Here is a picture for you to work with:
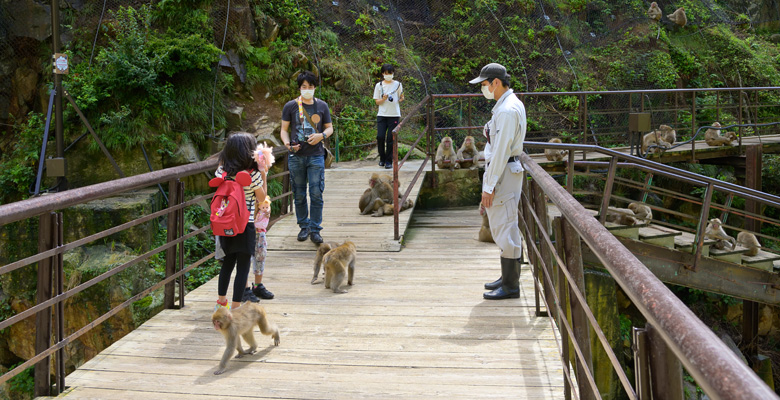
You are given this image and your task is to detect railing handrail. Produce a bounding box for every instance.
[524,141,780,208]
[432,86,780,98]
[520,152,778,400]
[0,146,294,227]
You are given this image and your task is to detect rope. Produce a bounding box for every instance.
[210,0,231,137]
[88,0,108,68]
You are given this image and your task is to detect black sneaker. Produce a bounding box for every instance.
[384,163,392,169]
[378,160,385,167]
[297,227,310,241]
[252,283,275,300]
[242,287,260,303]
[310,231,324,244]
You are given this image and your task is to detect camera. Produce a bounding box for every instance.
[388,95,394,102]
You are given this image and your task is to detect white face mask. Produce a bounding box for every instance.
[481,82,495,100]
[301,89,315,100]
[383,74,394,81]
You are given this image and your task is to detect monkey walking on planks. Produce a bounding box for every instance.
[211,303,280,375]
[314,241,357,293]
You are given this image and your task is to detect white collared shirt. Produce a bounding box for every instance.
[482,88,527,194]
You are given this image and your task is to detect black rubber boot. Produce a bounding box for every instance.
[484,277,502,290]
[483,257,520,300]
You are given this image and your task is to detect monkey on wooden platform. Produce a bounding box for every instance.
[642,125,676,155]
[605,207,638,226]
[704,122,737,147]
[212,304,280,375]
[457,136,479,169]
[478,204,494,243]
[359,173,394,215]
[705,218,736,250]
[737,231,761,257]
[436,136,460,170]
[628,202,652,222]
[544,138,568,162]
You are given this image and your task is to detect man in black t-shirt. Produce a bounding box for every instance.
[280,71,333,244]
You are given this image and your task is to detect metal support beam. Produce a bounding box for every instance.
[632,327,651,400]
[164,179,180,309]
[34,212,56,396]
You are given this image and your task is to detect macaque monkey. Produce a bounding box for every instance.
[605,207,638,226]
[704,122,737,146]
[211,304,280,375]
[647,2,662,21]
[544,138,569,161]
[312,241,340,284]
[372,198,414,217]
[475,150,486,168]
[641,125,676,155]
[667,7,687,27]
[456,136,478,169]
[359,173,394,215]
[705,218,736,250]
[321,241,357,293]
[478,204,494,243]
[436,136,460,170]
[737,231,761,256]
[628,202,652,222]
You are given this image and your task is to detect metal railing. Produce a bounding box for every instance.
[430,86,780,159]
[518,151,779,400]
[0,147,292,396]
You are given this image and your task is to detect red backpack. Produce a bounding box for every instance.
[209,170,252,237]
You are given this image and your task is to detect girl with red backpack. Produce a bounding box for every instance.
[212,133,266,310]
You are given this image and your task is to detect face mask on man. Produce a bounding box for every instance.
[383,74,394,81]
[301,89,315,100]
[481,81,495,100]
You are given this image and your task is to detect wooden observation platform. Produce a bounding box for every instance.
[54,162,565,399]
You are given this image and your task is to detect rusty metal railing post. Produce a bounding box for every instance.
[566,150,575,194]
[429,95,437,187]
[164,179,181,309]
[561,217,595,400]
[691,91,697,162]
[176,181,185,309]
[647,323,683,400]
[393,125,400,241]
[35,212,57,396]
[54,212,64,393]
[692,183,714,271]
[598,157,619,225]
[532,180,555,320]
[520,178,543,316]
[738,90,744,147]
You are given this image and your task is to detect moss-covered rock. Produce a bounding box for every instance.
[418,169,482,208]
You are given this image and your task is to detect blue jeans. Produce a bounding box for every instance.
[288,153,325,232]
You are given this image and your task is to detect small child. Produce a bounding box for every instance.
[250,144,275,300]
[213,133,266,310]
[251,196,274,299]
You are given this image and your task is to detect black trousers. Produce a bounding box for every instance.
[377,116,399,164]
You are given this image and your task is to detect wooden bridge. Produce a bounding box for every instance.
[53,162,565,399]
[8,133,780,400]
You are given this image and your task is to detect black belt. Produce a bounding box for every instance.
[488,156,520,167]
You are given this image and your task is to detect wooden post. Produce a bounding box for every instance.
[562,217,595,400]
[633,327,651,400]
[743,144,762,360]
[54,212,64,393]
[552,218,572,400]
[34,212,56,396]
[648,323,684,399]
[177,181,185,309]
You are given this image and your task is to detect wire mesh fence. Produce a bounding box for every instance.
[1,0,779,162]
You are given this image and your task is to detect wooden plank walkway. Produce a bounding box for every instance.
[57,208,565,400]
[268,160,426,252]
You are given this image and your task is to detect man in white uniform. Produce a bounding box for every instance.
[469,63,527,300]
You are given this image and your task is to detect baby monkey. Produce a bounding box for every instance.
[212,303,280,375]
